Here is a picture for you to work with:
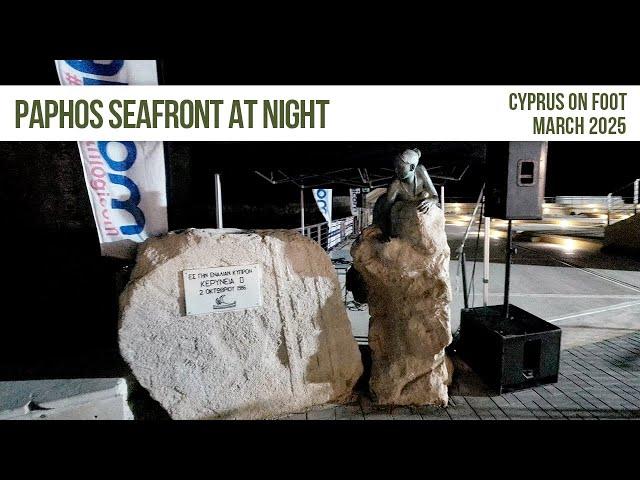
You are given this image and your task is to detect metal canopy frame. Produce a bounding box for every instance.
[253,161,473,236]
[253,164,471,190]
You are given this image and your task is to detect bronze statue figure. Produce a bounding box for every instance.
[373,148,440,238]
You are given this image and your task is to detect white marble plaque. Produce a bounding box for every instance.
[182,264,262,315]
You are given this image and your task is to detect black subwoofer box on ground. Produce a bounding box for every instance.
[458,304,561,394]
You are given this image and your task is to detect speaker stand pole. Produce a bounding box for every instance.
[503,220,513,321]
[460,250,469,309]
[458,184,485,311]
[483,215,490,307]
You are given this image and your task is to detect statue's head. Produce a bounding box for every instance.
[394,148,421,180]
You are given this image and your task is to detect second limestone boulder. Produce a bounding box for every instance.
[351,201,453,406]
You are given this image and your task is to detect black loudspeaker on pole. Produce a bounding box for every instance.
[458,141,561,394]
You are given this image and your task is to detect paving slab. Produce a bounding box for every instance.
[335,404,364,420]
[306,407,336,420]
[416,405,451,420]
[391,407,421,420]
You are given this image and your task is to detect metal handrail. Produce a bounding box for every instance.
[458,184,486,254]
[457,184,485,310]
[293,216,359,252]
[607,178,639,223]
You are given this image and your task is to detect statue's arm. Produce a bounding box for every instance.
[418,165,439,199]
[386,181,400,205]
[415,166,438,213]
[376,182,400,234]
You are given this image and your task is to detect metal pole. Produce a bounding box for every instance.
[483,216,491,307]
[214,173,223,228]
[440,185,445,215]
[634,179,639,214]
[300,187,305,235]
[460,185,485,247]
[504,220,513,319]
[363,190,368,228]
[455,184,487,311]
[460,250,469,309]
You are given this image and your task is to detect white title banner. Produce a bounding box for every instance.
[2,85,638,140]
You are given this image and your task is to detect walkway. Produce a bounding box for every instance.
[280,331,640,420]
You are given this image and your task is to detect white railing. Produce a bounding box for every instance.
[555,196,624,206]
[606,179,639,225]
[294,216,360,252]
[445,196,637,226]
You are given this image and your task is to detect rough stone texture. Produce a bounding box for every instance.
[351,200,453,406]
[604,213,640,252]
[0,378,133,420]
[119,228,363,420]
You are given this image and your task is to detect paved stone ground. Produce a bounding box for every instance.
[278,331,640,420]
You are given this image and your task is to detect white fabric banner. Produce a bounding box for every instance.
[349,188,359,216]
[55,60,168,259]
[312,188,332,223]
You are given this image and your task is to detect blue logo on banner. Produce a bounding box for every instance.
[63,60,146,238]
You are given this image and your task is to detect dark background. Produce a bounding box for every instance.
[2,141,638,236]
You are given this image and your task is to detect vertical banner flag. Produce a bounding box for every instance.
[312,188,332,223]
[349,188,359,216]
[55,60,168,259]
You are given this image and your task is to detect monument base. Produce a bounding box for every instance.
[351,201,453,406]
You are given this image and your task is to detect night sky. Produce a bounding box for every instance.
[1,140,637,236]
[169,141,640,229]
[545,142,639,197]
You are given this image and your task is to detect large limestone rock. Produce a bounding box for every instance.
[604,213,640,252]
[119,229,363,420]
[351,200,453,406]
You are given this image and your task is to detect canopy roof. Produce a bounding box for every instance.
[252,165,471,189]
[239,142,484,189]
